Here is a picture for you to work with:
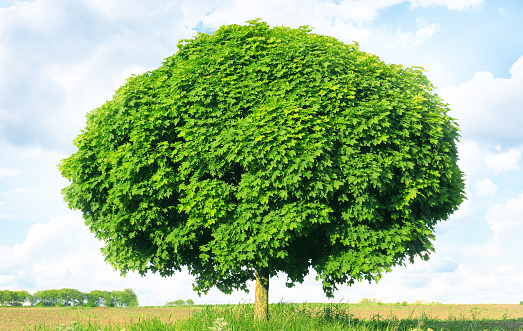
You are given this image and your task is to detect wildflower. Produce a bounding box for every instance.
[208,317,230,331]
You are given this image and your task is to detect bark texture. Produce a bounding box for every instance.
[254,266,269,321]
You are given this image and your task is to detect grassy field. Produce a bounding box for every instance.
[1,302,522,330]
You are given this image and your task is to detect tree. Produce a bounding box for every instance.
[112,288,139,307]
[86,290,108,307]
[0,290,31,306]
[59,19,465,320]
[55,288,86,306]
[33,289,60,307]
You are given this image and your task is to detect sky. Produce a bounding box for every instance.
[1,0,522,306]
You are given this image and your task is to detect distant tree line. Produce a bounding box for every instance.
[165,299,194,306]
[0,288,138,307]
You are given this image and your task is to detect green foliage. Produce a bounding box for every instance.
[59,19,465,298]
[358,297,383,304]
[5,288,139,307]
[165,298,194,306]
[111,288,139,307]
[85,289,138,307]
[0,289,31,306]
[33,289,60,307]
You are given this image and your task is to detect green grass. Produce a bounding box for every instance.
[26,303,523,331]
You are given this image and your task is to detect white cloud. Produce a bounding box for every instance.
[456,141,483,178]
[0,0,196,148]
[409,0,483,11]
[486,193,523,243]
[198,0,370,43]
[5,187,40,195]
[495,264,517,275]
[473,178,497,197]
[0,215,204,305]
[462,244,502,258]
[498,8,509,16]
[0,168,19,179]
[441,56,523,147]
[484,148,521,175]
[391,19,440,49]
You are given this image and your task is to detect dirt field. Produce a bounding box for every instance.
[342,303,523,320]
[1,304,522,331]
[0,306,196,331]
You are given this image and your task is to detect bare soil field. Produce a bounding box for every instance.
[0,306,196,331]
[344,303,523,320]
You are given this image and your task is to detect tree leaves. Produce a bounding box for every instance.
[59,20,465,298]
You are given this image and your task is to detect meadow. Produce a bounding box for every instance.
[0,301,522,330]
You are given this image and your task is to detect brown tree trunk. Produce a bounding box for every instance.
[254,266,269,321]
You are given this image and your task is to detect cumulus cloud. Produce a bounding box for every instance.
[441,56,523,147]
[486,193,523,243]
[473,178,497,197]
[409,0,483,11]
[456,141,483,178]
[462,244,502,258]
[0,168,19,179]
[0,215,205,305]
[484,148,521,175]
[391,19,440,49]
[0,0,198,149]
[197,0,396,43]
[5,187,40,195]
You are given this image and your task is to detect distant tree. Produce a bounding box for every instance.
[86,290,107,307]
[33,289,60,307]
[0,290,13,306]
[174,299,185,306]
[186,299,194,305]
[0,290,7,306]
[59,20,465,320]
[0,290,31,306]
[15,290,32,306]
[112,288,139,307]
[165,299,188,306]
[56,288,85,306]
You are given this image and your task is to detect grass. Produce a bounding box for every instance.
[0,302,521,330]
[176,302,523,331]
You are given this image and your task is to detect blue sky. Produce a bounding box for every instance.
[1,0,523,306]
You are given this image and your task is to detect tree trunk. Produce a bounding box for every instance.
[254,266,269,321]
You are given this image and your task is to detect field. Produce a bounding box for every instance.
[1,302,522,330]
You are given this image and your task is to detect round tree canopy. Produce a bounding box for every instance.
[60,19,465,297]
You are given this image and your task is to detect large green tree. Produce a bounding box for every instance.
[59,19,465,320]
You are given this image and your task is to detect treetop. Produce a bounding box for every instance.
[60,19,465,297]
